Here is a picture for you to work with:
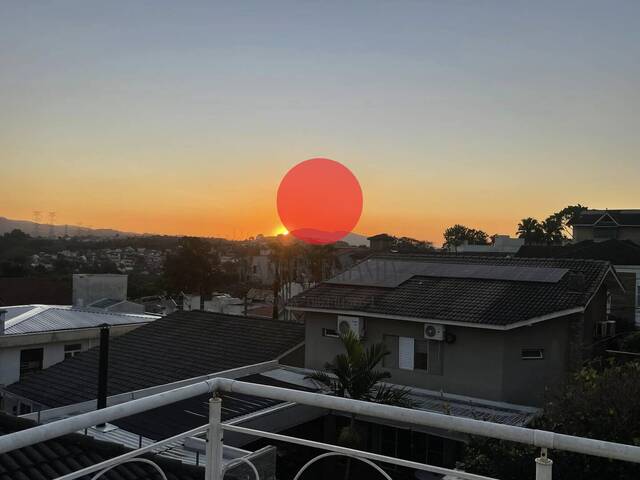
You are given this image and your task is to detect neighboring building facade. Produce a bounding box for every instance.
[451,235,524,254]
[518,239,640,327]
[0,306,157,390]
[367,233,395,252]
[2,311,305,414]
[571,209,640,243]
[288,255,621,406]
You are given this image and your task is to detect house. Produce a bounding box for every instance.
[0,311,305,475]
[2,309,540,473]
[450,235,524,254]
[367,233,395,252]
[0,306,157,391]
[570,209,640,243]
[287,254,623,406]
[1,310,305,413]
[72,273,144,313]
[250,249,276,286]
[518,239,640,327]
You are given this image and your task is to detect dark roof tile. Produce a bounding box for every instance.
[7,311,304,408]
[288,254,612,326]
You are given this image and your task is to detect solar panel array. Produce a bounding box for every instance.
[326,258,569,288]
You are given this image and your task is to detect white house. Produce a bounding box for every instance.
[0,306,158,390]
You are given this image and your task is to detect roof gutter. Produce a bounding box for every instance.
[285,306,585,330]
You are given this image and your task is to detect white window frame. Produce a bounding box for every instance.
[521,348,544,360]
[322,327,340,338]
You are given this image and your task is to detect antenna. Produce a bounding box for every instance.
[48,211,56,238]
[32,211,41,237]
[76,222,83,237]
[64,224,69,237]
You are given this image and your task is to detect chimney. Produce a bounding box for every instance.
[0,310,6,335]
[96,323,110,424]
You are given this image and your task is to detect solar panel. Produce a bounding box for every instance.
[326,259,569,287]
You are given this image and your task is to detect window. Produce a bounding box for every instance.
[322,328,339,338]
[521,348,544,360]
[20,348,43,379]
[383,335,442,374]
[64,343,82,359]
[636,284,640,308]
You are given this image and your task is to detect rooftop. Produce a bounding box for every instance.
[0,412,203,480]
[287,254,619,327]
[0,305,157,336]
[517,239,640,266]
[5,311,305,408]
[571,209,640,227]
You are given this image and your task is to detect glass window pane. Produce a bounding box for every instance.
[414,340,428,371]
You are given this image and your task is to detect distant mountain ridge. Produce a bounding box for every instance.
[0,216,141,238]
[0,216,371,246]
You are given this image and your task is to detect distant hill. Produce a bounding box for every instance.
[0,216,140,238]
[342,232,369,246]
[0,215,371,245]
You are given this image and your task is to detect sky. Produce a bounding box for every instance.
[1,1,639,245]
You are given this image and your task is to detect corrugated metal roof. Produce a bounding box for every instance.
[3,305,157,335]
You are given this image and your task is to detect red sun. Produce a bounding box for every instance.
[277,158,363,244]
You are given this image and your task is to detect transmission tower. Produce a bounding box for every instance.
[32,211,41,237]
[48,212,56,238]
[76,222,83,237]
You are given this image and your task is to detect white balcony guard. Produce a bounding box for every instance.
[0,377,639,480]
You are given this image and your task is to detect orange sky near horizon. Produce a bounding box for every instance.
[2,2,639,246]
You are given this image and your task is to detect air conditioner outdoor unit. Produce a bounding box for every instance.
[424,323,445,341]
[337,316,364,339]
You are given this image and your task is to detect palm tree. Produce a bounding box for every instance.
[541,215,565,245]
[516,217,544,245]
[306,330,414,478]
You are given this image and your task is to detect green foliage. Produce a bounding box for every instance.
[163,236,221,294]
[516,205,587,245]
[464,361,640,480]
[306,330,415,406]
[443,224,490,248]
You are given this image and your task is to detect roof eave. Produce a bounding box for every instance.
[286,305,585,330]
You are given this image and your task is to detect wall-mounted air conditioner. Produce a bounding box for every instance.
[424,323,445,341]
[337,316,364,339]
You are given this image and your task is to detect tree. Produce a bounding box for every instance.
[464,361,640,480]
[516,217,544,245]
[164,237,220,295]
[306,331,414,478]
[443,224,490,249]
[541,215,564,245]
[556,204,587,238]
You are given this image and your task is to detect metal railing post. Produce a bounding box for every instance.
[205,397,223,480]
[535,448,553,480]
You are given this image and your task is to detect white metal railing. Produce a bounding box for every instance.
[1,377,639,479]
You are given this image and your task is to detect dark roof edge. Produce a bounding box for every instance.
[285,305,585,330]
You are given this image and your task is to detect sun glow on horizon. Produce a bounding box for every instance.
[274,226,289,236]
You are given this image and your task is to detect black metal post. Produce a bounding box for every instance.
[96,323,110,426]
